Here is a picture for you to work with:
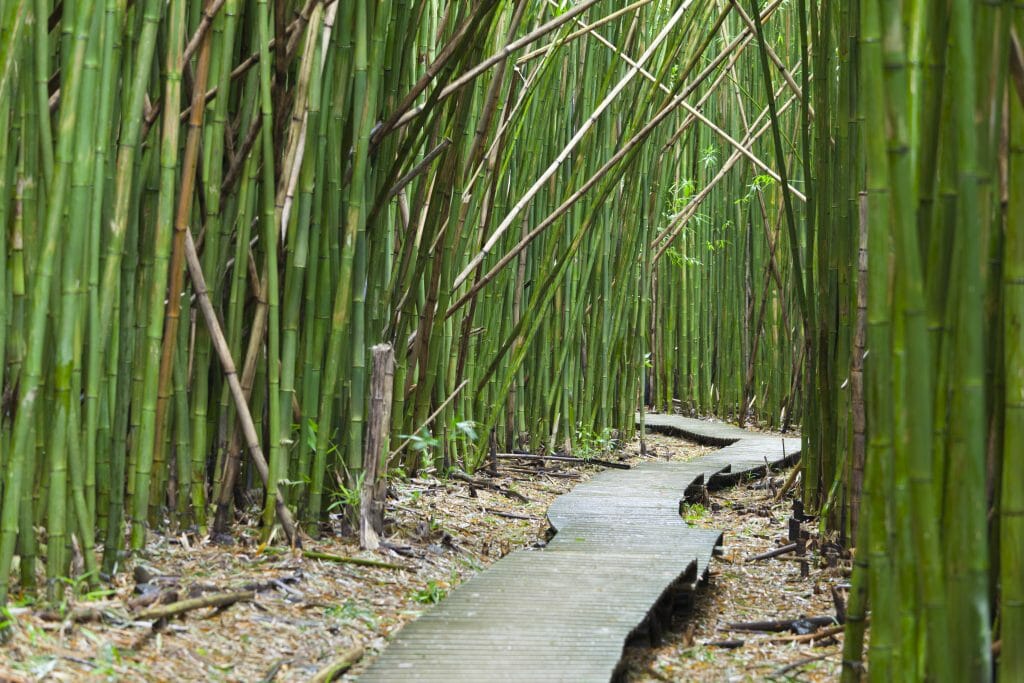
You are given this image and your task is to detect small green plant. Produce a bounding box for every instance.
[574,426,616,459]
[700,144,719,170]
[92,642,124,679]
[83,587,117,601]
[664,178,696,220]
[303,418,318,452]
[682,502,707,523]
[734,173,776,206]
[444,418,480,472]
[399,418,479,472]
[399,428,441,471]
[327,470,365,513]
[291,419,339,488]
[411,580,447,605]
[452,419,479,443]
[459,556,484,573]
[664,246,703,269]
[325,600,379,629]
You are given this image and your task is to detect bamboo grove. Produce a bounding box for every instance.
[0,0,1020,679]
[648,0,1021,679]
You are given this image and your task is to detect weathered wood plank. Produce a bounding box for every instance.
[358,415,799,682]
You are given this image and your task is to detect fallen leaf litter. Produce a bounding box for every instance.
[0,430,850,682]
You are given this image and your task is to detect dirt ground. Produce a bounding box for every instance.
[620,467,850,682]
[0,430,850,682]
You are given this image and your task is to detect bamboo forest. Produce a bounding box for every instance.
[0,0,1020,680]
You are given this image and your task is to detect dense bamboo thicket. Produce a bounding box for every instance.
[651,0,1020,678]
[0,0,1020,680]
[0,0,805,599]
[645,0,808,433]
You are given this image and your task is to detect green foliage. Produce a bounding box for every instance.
[411,581,447,605]
[399,418,479,472]
[325,600,379,629]
[399,428,441,471]
[665,179,697,220]
[0,606,12,636]
[326,471,365,513]
[458,556,484,573]
[453,420,479,443]
[704,238,730,253]
[574,426,616,459]
[700,144,719,170]
[682,503,707,524]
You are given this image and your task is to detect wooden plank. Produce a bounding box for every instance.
[358,415,798,682]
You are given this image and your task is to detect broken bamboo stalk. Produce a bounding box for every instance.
[773,461,802,502]
[360,344,395,551]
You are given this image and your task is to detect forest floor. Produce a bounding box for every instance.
[620,460,849,682]
[0,428,850,682]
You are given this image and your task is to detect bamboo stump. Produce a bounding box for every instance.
[360,344,395,551]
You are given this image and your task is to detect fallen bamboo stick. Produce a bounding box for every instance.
[705,639,745,649]
[746,542,798,562]
[302,551,407,571]
[725,615,837,633]
[449,470,531,503]
[495,453,631,470]
[770,623,845,643]
[770,653,834,677]
[309,645,365,683]
[481,508,540,521]
[137,590,253,622]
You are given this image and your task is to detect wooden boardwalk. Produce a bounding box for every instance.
[359,414,799,682]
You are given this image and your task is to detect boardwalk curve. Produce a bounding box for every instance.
[359,415,800,682]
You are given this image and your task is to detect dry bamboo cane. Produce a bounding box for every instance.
[183,231,301,546]
[152,0,216,519]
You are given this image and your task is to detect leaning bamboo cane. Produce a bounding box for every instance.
[183,231,301,547]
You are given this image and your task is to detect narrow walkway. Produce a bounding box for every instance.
[359,415,800,682]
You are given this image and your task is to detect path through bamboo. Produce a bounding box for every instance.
[358,415,799,682]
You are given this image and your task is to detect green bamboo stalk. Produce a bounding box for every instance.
[858,0,897,675]
[311,0,369,527]
[944,1,994,678]
[0,0,96,603]
[151,0,216,524]
[131,0,186,550]
[877,1,949,676]
[1002,17,1024,677]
